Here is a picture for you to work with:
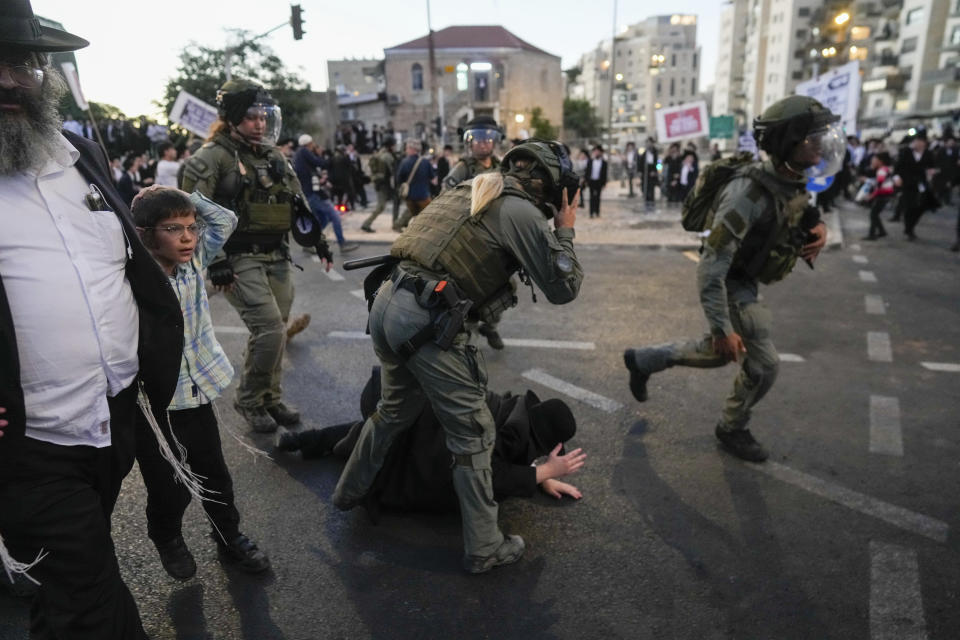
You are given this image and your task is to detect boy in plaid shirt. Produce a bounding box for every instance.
[132,186,270,579]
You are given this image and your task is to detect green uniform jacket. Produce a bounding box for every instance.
[372,149,396,190]
[442,156,501,191]
[697,160,810,336]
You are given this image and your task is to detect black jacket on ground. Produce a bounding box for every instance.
[0,131,183,471]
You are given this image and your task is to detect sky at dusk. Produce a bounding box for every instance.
[31,0,725,120]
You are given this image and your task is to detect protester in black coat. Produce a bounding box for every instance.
[894,132,938,240]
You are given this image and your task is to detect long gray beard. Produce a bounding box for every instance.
[0,67,68,175]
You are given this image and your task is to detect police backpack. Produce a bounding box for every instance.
[681,152,761,232]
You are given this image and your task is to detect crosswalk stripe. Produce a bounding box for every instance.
[870,542,928,640]
[865,294,886,315]
[850,243,862,252]
[778,353,805,362]
[920,362,960,373]
[350,289,365,299]
[682,250,701,263]
[324,268,345,281]
[867,332,893,362]
[869,395,903,457]
[859,270,878,283]
[521,369,623,413]
[328,331,368,339]
[502,339,595,350]
[853,255,869,264]
[214,326,248,334]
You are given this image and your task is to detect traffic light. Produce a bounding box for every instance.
[434,117,442,137]
[291,4,305,41]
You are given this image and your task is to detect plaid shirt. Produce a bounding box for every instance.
[167,192,238,410]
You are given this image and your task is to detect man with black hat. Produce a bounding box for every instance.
[180,79,331,433]
[0,2,182,637]
[894,128,938,241]
[586,145,608,218]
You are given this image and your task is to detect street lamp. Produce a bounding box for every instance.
[834,12,850,26]
[515,114,525,123]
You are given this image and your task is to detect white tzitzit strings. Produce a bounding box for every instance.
[0,533,46,586]
[211,401,272,463]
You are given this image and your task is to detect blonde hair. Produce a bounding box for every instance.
[470,172,504,216]
[206,118,230,142]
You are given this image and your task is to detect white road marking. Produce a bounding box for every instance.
[870,395,903,457]
[853,255,869,264]
[214,326,248,335]
[868,332,893,363]
[502,339,595,350]
[521,369,623,413]
[850,243,862,252]
[865,294,886,315]
[328,331,369,340]
[753,462,948,543]
[310,255,320,263]
[870,542,928,640]
[324,268,346,282]
[778,353,805,362]
[920,362,960,373]
[350,289,366,300]
[859,270,878,283]
[682,250,701,263]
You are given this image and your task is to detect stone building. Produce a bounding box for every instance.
[382,25,562,145]
[327,59,385,98]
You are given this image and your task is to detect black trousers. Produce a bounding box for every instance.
[902,191,927,236]
[642,172,657,204]
[587,180,603,217]
[0,383,146,640]
[135,403,240,545]
[868,197,889,238]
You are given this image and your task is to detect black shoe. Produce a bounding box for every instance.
[266,402,300,426]
[360,225,375,233]
[234,404,278,434]
[155,535,197,580]
[905,231,917,241]
[477,324,505,350]
[623,349,649,402]
[715,426,768,462]
[877,230,888,238]
[275,427,301,452]
[216,534,271,573]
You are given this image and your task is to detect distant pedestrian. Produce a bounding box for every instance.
[154,141,180,187]
[640,137,659,210]
[394,140,435,231]
[863,152,894,241]
[894,129,937,241]
[586,145,607,218]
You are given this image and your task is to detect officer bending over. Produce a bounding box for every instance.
[333,140,583,573]
[623,96,842,462]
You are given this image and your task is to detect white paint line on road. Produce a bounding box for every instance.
[521,369,623,413]
[328,331,369,340]
[753,462,948,543]
[214,326,248,335]
[870,541,928,640]
[860,270,878,283]
[682,250,701,263]
[853,255,869,264]
[868,332,893,363]
[920,362,960,373]
[870,395,903,457]
[778,353,805,363]
[350,289,366,300]
[865,295,886,315]
[502,339,596,350]
[850,243,862,252]
[324,268,346,282]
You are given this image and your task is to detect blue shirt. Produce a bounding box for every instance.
[396,154,436,201]
[293,146,327,195]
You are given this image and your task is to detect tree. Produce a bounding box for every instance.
[160,36,313,138]
[58,99,126,123]
[530,106,559,140]
[563,98,600,139]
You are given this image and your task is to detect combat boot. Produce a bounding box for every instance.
[155,535,197,581]
[623,346,673,402]
[286,313,311,341]
[266,401,300,426]
[477,324,505,350]
[234,403,278,434]
[463,534,525,574]
[215,533,271,574]
[715,425,769,462]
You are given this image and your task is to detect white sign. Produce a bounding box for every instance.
[655,101,709,143]
[169,90,219,138]
[794,61,860,133]
[59,62,88,111]
[737,132,759,159]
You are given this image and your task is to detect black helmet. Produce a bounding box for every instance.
[460,115,503,148]
[216,79,282,146]
[501,139,580,213]
[753,95,844,179]
[382,135,396,149]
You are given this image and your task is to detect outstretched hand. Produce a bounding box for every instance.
[536,443,586,483]
[540,478,582,500]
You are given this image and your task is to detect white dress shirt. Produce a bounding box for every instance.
[0,134,139,447]
[155,159,181,187]
[590,158,603,181]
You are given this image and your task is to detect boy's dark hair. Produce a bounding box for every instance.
[131,188,195,247]
[443,144,453,152]
[122,155,136,171]
[875,151,892,166]
[157,141,175,157]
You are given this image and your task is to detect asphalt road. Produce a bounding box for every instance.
[1,202,958,640]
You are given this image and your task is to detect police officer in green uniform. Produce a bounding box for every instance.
[444,116,508,348]
[622,96,843,462]
[360,136,396,232]
[180,79,331,434]
[333,140,583,573]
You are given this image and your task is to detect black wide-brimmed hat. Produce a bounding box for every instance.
[1,0,89,52]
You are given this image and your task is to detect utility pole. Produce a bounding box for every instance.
[427,0,439,146]
[606,0,618,152]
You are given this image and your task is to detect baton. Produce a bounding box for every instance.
[342,254,398,271]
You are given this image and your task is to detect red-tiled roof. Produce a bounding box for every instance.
[386,25,557,58]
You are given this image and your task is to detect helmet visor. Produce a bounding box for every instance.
[463,128,502,146]
[239,103,283,147]
[796,121,845,180]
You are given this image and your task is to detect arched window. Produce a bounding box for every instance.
[411,63,423,91]
[456,63,468,91]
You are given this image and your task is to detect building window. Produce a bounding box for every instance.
[691,78,696,94]
[796,29,807,39]
[941,87,959,105]
[693,52,697,68]
[850,26,870,41]
[670,78,675,96]
[456,63,468,91]
[952,26,960,46]
[792,70,803,80]
[411,63,423,91]
[656,79,661,94]
[798,7,809,17]
[495,63,505,89]
[905,8,923,25]
[901,37,918,54]
[671,54,676,66]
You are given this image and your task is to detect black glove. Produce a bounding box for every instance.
[208,259,235,287]
[315,237,334,264]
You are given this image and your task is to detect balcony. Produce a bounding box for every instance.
[862,74,906,92]
[872,52,899,68]
[921,67,960,85]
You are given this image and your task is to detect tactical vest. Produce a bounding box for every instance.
[729,169,809,285]
[391,178,533,315]
[205,134,294,240]
[462,156,500,180]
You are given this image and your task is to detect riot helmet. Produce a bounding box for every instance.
[216,79,282,147]
[753,95,844,180]
[461,115,502,158]
[501,139,581,215]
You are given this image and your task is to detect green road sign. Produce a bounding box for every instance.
[710,115,736,139]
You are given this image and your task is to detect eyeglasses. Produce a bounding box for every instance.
[145,223,207,237]
[0,63,44,90]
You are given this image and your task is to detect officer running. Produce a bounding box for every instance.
[622,96,842,462]
[443,115,508,349]
[333,140,583,573]
[180,79,331,434]
[360,135,397,232]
